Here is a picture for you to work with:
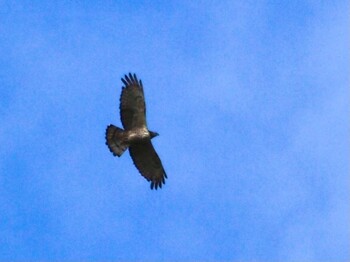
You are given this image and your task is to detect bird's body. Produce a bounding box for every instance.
[125,127,150,142]
[105,73,167,189]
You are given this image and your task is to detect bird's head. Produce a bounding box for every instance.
[149,131,159,138]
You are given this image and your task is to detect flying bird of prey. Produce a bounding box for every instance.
[105,73,167,189]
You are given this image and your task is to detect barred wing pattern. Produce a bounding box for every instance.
[120,74,146,130]
[129,140,167,189]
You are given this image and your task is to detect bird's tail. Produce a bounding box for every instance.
[105,124,129,157]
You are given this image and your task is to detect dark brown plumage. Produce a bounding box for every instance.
[105,73,167,190]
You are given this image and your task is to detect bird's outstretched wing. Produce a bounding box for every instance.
[120,73,146,130]
[129,140,167,190]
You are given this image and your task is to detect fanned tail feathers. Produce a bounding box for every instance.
[105,125,128,157]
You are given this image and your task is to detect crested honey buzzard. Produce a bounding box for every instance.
[105,73,167,189]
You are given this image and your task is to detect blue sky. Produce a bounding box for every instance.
[0,1,349,261]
